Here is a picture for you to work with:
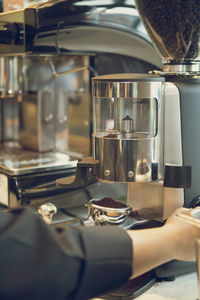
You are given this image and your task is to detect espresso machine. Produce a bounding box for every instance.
[0,0,162,208]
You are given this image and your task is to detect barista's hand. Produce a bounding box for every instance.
[164,207,196,262]
[127,207,197,279]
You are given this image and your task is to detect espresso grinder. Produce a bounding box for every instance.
[56,73,192,299]
[56,0,200,290]
[57,70,189,223]
[57,66,189,229]
[57,3,200,223]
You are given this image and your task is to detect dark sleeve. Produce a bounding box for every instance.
[0,208,133,300]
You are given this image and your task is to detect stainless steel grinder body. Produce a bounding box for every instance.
[92,74,165,183]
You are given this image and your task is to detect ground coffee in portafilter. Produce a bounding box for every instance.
[135,0,200,61]
[93,198,127,208]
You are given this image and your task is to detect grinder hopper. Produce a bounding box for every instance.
[135,0,200,71]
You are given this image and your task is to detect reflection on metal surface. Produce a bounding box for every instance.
[128,182,184,221]
[92,73,164,98]
[163,63,200,75]
[94,136,158,182]
[0,56,23,97]
[0,54,91,156]
[38,202,57,224]
[17,55,91,154]
[1,97,19,142]
[86,198,131,225]
[135,158,151,182]
[19,90,55,152]
[164,83,182,166]
[121,115,134,133]
[0,142,77,175]
[0,0,162,68]
[0,174,8,206]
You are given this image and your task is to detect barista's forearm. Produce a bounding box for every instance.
[127,225,175,279]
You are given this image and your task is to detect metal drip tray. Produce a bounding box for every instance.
[0,142,77,175]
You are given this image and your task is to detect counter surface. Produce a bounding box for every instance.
[93,272,198,300]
